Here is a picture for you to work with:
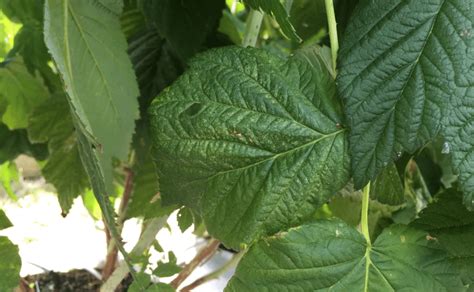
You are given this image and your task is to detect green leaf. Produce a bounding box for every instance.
[150,46,349,250]
[44,0,139,273]
[177,207,193,233]
[337,0,473,189]
[0,236,21,292]
[28,95,89,214]
[0,161,18,200]
[226,220,464,291]
[370,162,404,205]
[0,11,21,59]
[140,0,226,60]
[0,124,47,164]
[243,0,301,42]
[128,29,183,102]
[0,209,12,230]
[44,0,140,190]
[412,189,474,286]
[0,58,48,129]
[153,262,182,278]
[442,0,474,209]
[218,10,245,45]
[289,0,326,42]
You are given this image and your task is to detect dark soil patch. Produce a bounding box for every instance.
[22,269,132,292]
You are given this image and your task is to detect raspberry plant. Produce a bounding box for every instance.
[0,0,473,291]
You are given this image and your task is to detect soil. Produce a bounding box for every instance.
[21,269,133,292]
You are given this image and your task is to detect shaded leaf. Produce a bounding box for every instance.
[226,220,463,291]
[150,46,349,250]
[370,162,404,205]
[412,188,474,286]
[28,95,89,214]
[140,0,226,60]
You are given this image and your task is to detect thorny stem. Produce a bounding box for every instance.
[181,251,245,292]
[100,216,168,292]
[242,9,264,47]
[361,182,371,245]
[102,168,134,280]
[324,0,339,72]
[170,239,221,289]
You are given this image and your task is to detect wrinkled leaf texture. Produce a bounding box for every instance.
[226,220,464,291]
[150,46,349,250]
[338,0,474,210]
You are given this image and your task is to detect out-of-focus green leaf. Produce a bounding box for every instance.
[0,11,20,59]
[120,0,145,39]
[0,124,47,164]
[0,58,48,129]
[28,95,89,214]
[218,10,245,45]
[370,162,404,205]
[0,236,21,292]
[140,0,226,60]
[0,161,18,200]
[0,209,12,230]
[290,0,326,42]
[413,189,474,286]
[177,207,193,233]
[82,189,101,220]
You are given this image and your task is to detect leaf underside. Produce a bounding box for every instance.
[150,46,349,250]
[226,220,464,292]
[337,0,473,195]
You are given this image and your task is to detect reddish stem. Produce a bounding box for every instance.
[102,168,134,280]
[170,239,220,289]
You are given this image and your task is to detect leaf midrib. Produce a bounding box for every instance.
[180,128,345,188]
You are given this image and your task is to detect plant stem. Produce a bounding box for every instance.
[100,216,168,292]
[102,168,134,280]
[324,0,339,72]
[360,182,371,245]
[170,238,221,289]
[242,9,264,47]
[181,251,245,292]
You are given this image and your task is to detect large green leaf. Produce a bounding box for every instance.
[0,236,21,291]
[150,46,349,249]
[243,0,301,42]
[44,0,140,190]
[337,0,473,190]
[226,220,464,291]
[28,95,89,214]
[44,0,139,274]
[413,189,474,286]
[0,58,48,129]
[442,3,474,209]
[140,0,225,60]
